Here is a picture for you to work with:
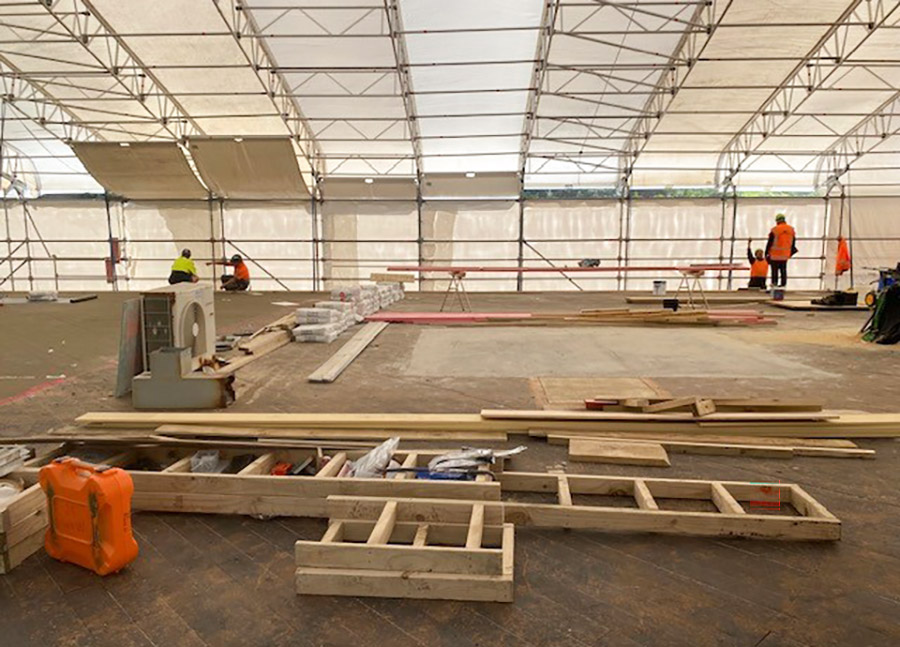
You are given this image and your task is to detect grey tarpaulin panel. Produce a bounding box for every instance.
[71,142,208,199]
[189,137,309,199]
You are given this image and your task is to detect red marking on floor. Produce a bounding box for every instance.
[0,377,67,407]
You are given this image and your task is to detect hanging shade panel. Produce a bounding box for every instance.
[189,138,308,199]
[71,142,208,199]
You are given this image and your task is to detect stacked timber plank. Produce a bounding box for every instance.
[73,409,900,439]
[368,308,776,327]
[0,483,47,574]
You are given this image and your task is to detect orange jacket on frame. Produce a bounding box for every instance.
[835,237,851,275]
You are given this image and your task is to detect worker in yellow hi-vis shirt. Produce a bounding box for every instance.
[168,248,199,285]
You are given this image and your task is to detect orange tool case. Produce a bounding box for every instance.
[39,458,139,575]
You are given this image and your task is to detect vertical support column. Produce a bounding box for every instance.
[622,187,632,291]
[22,197,32,292]
[616,195,626,291]
[717,191,727,291]
[846,174,855,287]
[104,192,118,291]
[516,182,525,292]
[206,197,216,286]
[313,196,323,292]
[417,179,424,292]
[3,198,14,292]
[311,191,319,292]
[820,193,831,291]
[726,186,738,291]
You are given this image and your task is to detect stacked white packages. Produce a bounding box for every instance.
[293,323,343,344]
[294,304,354,343]
[295,307,342,325]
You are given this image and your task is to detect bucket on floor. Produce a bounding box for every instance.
[652,280,667,296]
[772,288,785,301]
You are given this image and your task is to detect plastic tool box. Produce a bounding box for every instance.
[39,458,139,575]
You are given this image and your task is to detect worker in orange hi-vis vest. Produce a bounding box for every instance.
[765,213,797,288]
[746,239,769,289]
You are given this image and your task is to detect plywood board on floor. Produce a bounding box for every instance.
[529,376,670,410]
[568,438,671,466]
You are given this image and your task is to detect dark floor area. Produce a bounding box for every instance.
[1,290,898,646]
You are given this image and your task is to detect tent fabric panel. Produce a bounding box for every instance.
[71,142,208,199]
[189,138,308,199]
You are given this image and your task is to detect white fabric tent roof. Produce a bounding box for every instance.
[0,0,898,196]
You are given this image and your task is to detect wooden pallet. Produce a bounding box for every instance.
[295,499,514,602]
[14,444,501,519]
[0,483,47,574]
[332,469,841,541]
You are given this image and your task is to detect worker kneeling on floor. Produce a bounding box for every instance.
[220,254,250,291]
[747,238,769,289]
[168,248,200,285]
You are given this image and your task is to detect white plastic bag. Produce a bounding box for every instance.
[350,437,400,478]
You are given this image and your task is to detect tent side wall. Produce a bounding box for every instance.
[3,196,898,293]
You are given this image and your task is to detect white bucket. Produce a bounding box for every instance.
[652,280,667,296]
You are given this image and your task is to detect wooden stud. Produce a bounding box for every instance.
[466,504,485,549]
[367,501,398,545]
[633,479,658,510]
[321,520,345,543]
[556,474,573,506]
[413,524,429,546]
[316,452,347,478]
[396,453,418,480]
[711,482,745,515]
[237,453,278,475]
[161,456,193,472]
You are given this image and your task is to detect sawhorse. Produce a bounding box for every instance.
[440,270,472,312]
[674,268,710,309]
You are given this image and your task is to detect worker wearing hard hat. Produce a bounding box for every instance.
[765,213,797,288]
[220,254,250,291]
[168,249,200,285]
[746,239,768,289]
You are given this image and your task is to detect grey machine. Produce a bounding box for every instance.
[131,283,235,409]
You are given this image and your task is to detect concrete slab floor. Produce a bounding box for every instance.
[1,290,899,646]
[401,327,838,378]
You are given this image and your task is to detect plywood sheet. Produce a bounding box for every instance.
[71,142,208,199]
[189,137,308,199]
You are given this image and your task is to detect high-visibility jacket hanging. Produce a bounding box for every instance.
[769,223,796,261]
[835,236,851,275]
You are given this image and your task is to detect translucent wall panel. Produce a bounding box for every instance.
[0,200,111,292]
[321,201,418,288]
[121,202,214,292]
[421,200,519,291]
[522,200,619,290]
[825,197,900,290]
[626,199,725,291]
[734,198,827,291]
[223,201,313,291]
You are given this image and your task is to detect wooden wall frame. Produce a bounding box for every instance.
[295,498,514,602]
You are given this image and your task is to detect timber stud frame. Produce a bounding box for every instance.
[295,498,515,602]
